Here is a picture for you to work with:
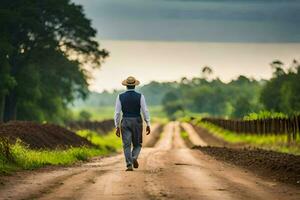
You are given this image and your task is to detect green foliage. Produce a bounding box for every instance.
[71,105,166,121]
[74,75,263,119]
[79,110,92,121]
[260,60,300,115]
[72,106,115,121]
[0,137,14,166]
[77,130,122,153]
[162,91,184,119]
[180,131,189,140]
[243,111,288,120]
[139,81,179,106]
[73,81,178,108]
[73,60,300,120]
[0,0,108,122]
[10,143,102,170]
[232,96,253,118]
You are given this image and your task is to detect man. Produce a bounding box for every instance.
[114,76,151,171]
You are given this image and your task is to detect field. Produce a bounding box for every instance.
[71,106,116,121]
[72,105,168,122]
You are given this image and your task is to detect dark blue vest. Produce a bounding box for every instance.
[119,90,141,118]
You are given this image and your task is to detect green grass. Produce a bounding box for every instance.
[0,131,122,174]
[76,130,122,153]
[0,142,104,174]
[72,106,115,121]
[243,111,288,120]
[197,121,300,155]
[180,131,189,140]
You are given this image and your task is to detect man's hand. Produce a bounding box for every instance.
[146,126,151,135]
[116,127,121,137]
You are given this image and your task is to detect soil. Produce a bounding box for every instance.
[188,122,300,186]
[0,122,299,200]
[0,121,93,149]
[191,123,230,146]
[194,146,300,186]
[142,123,163,147]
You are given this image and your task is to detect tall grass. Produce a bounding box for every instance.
[76,130,122,153]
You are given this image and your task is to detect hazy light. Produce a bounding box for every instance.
[89,40,300,92]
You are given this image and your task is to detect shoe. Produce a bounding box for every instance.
[133,159,139,169]
[126,166,133,171]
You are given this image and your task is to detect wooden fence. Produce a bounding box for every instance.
[201,116,300,142]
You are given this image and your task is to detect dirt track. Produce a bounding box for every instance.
[0,122,300,200]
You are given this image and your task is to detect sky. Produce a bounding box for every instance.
[73,0,300,92]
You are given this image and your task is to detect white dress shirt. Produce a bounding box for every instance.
[114,90,151,128]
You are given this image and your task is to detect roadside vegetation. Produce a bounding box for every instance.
[243,111,288,120]
[180,131,189,140]
[197,121,300,155]
[77,130,122,153]
[0,131,121,174]
[180,130,193,147]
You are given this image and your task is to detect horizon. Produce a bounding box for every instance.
[89,40,300,92]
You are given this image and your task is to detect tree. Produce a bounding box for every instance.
[261,59,300,114]
[162,91,184,119]
[79,110,92,121]
[0,0,108,122]
[232,96,252,118]
[270,60,285,77]
[201,66,213,79]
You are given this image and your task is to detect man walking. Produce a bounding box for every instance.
[114,76,151,171]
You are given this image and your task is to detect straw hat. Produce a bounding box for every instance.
[122,76,140,86]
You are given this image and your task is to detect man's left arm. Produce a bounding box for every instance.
[141,94,151,135]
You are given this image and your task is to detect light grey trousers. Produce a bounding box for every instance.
[121,117,143,167]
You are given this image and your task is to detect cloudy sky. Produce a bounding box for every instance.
[73,0,300,91]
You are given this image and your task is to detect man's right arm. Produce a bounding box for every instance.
[114,95,122,137]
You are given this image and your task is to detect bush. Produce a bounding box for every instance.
[0,137,14,163]
[79,110,92,121]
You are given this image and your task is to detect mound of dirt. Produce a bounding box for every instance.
[194,146,300,186]
[0,121,93,149]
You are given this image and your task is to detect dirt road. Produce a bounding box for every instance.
[1,122,299,200]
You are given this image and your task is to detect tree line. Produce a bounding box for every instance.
[162,60,300,119]
[0,0,108,123]
[78,60,300,120]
